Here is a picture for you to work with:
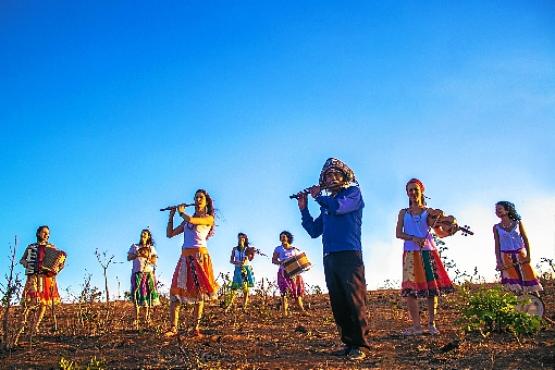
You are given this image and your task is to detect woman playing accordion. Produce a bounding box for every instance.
[19,225,65,334]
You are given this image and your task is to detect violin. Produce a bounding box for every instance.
[427,208,474,237]
[137,246,151,258]
[244,247,268,261]
[245,247,256,261]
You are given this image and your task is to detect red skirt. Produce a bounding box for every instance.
[170,247,219,303]
[22,274,61,306]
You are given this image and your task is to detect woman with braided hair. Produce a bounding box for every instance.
[494,201,543,294]
[395,178,454,336]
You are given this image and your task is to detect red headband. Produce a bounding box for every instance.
[406,178,425,193]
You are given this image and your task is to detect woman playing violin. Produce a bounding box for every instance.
[395,178,454,336]
[127,229,160,329]
[225,232,255,312]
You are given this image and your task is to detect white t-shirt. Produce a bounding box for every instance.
[273,245,301,264]
[182,222,211,249]
[128,244,158,273]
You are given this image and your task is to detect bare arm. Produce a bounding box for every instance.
[493,225,503,269]
[180,213,214,226]
[272,251,281,265]
[167,209,185,238]
[395,209,408,240]
[396,209,426,247]
[518,220,531,262]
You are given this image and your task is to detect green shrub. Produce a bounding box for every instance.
[458,286,541,337]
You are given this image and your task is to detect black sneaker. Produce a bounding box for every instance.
[346,347,367,361]
[330,346,351,357]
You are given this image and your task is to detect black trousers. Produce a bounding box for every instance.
[323,250,370,349]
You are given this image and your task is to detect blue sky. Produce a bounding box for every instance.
[1,1,554,299]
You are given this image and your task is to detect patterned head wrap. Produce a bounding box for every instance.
[319,158,357,187]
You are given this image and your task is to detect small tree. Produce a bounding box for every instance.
[1,236,23,350]
[95,249,115,304]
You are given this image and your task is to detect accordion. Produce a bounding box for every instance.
[24,245,67,275]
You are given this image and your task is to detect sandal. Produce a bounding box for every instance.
[402,326,423,336]
[428,324,440,335]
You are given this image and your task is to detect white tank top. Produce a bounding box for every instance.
[182,222,211,249]
[233,247,250,266]
[496,223,524,252]
[403,209,435,251]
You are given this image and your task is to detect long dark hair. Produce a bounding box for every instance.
[138,229,155,246]
[496,201,522,221]
[280,230,294,244]
[195,189,216,239]
[237,232,249,249]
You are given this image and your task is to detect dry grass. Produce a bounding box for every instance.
[0,280,553,369]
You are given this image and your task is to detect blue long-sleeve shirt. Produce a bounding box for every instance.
[300,186,364,254]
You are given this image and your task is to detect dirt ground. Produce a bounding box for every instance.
[1,280,553,370]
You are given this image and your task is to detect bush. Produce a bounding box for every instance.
[458,286,542,337]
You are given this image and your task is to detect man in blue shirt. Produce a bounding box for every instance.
[296,158,370,361]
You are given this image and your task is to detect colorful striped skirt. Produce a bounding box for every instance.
[277,266,305,298]
[131,271,160,307]
[22,273,61,306]
[170,247,219,304]
[500,249,543,294]
[231,265,255,290]
[401,249,454,297]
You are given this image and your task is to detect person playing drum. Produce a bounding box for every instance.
[395,178,454,336]
[19,225,64,334]
[296,158,369,361]
[165,189,219,337]
[127,228,161,329]
[272,231,307,317]
[225,232,256,312]
[494,201,543,294]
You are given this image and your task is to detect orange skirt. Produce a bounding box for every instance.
[22,274,61,306]
[170,247,219,303]
[500,249,543,294]
[401,250,454,297]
